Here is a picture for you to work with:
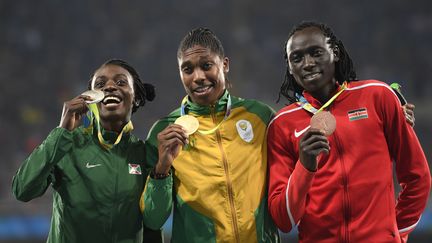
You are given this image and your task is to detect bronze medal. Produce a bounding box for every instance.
[310,111,336,136]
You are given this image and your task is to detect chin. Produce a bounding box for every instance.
[198,96,219,106]
[100,109,130,120]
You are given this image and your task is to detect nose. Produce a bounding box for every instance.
[102,80,118,92]
[192,69,205,83]
[303,54,316,69]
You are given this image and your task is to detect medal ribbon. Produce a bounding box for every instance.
[298,82,347,114]
[180,94,231,135]
[87,103,133,150]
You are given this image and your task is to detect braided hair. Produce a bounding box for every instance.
[278,21,357,103]
[88,59,155,113]
[177,27,225,59]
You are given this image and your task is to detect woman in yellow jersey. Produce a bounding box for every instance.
[140,28,280,243]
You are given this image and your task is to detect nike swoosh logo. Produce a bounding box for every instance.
[294,125,310,138]
[86,162,102,168]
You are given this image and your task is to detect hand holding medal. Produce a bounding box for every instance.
[299,111,335,171]
[59,90,105,131]
[174,115,199,136]
[80,89,104,128]
[310,111,336,136]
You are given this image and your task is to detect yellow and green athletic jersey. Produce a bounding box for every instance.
[12,126,163,243]
[142,91,280,243]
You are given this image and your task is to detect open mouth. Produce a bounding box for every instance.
[102,95,122,107]
[193,85,213,95]
[303,72,322,81]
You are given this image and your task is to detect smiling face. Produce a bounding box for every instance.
[286,26,339,98]
[90,64,135,124]
[178,45,229,106]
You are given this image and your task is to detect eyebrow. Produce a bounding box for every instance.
[289,46,325,56]
[114,74,128,79]
[91,73,131,89]
[95,73,128,80]
[180,60,196,70]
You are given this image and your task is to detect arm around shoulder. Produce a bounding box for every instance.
[379,86,431,235]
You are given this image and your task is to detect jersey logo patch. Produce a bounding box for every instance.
[86,162,101,168]
[128,164,142,175]
[294,125,310,138]
[348,108,368,121]
[236,119,253,142]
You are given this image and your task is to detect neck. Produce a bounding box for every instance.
[312,81,337,104]
[100,120,128,133]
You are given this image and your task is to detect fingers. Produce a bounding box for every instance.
[300,129,330,156]
[64,95,91,113]
[59,94,92,130]
[156,124,189,171]
[298,128,329,171]
[404,103,415,110]
[157,124,189,148]
[403,103,415,127]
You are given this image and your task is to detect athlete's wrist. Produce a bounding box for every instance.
[150,167,171,180]
[154,162,171,175]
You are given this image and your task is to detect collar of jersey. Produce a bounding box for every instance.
[301,82,345,110]
[183,89,230,116]
[91,120,131,145]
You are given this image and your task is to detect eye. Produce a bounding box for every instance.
[202,62,213,70]
[94,80,105,89]
[116,79,128,86]
[182,66,192,74]
[290,55,302,63]
[312,49,324,57]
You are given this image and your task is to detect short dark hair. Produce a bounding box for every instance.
[278,21,357,103]
[177,27,225,59]
[88,59,155,113]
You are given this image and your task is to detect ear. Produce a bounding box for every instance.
[333,45,340,62]
[223,57,229,73]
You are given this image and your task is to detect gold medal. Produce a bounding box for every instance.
[310,111,336,136]
[175,115,199,135]
[82,90,104,104]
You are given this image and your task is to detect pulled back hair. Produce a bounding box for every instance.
[177,27,225,59]
[278,21,357,104]
[177,27,231,87]
[88,59,155,113]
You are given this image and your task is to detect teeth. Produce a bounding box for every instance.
[195,86,211,92]
[103,96,121,103]
[304,73,320,79]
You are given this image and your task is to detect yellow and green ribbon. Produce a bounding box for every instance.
[180,94,231,135]
[87,103,133,150]
[298,82,347,114]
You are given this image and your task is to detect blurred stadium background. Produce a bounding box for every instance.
[1,0,431,242]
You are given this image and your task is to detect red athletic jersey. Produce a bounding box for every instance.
[267,80,430,243]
